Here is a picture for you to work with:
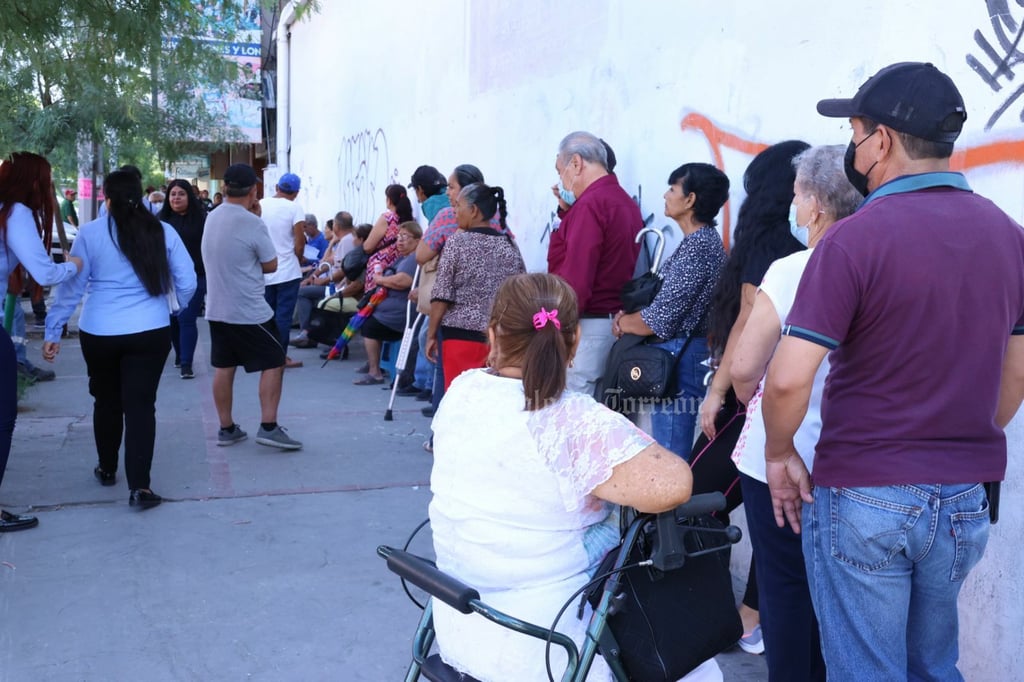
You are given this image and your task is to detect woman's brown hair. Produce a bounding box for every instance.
[489,273,578,410]
[0,152,56,246]
[0,152,57,298]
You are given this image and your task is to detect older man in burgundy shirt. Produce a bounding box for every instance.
[549,131,642,394]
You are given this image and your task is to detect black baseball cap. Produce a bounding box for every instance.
[408,165,446,190]
[817,62,967,143]
[223,163,260,188]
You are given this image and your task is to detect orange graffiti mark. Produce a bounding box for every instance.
[680,112,769,250]
[682,111,1024,248]
[952,139,1024,171]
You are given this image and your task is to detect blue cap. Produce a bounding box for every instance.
[278,173,301,193]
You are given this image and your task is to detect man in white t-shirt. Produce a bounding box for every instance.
[260,172,306,369]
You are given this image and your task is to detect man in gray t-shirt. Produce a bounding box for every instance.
[203,202,276,324]
[199,164,302,451]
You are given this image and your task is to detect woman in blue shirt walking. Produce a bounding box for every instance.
[0,152,82,531]
[44,170,197,510]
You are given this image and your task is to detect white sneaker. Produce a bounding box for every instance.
[738,624,765,655]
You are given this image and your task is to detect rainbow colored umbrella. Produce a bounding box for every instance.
[321,287,388,367]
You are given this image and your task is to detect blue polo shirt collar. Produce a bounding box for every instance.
[860,172,972,209]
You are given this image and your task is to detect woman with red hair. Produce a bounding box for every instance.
[0,152,82,531]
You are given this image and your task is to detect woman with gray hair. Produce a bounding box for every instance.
[728,144,860,680]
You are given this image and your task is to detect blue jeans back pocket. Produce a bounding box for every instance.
[829,487,924,572]
[949,502,989,582]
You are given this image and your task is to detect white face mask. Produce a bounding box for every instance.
[788,203,809,246]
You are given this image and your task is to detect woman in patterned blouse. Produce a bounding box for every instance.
[611,163,730,456]
[426,182,525,389]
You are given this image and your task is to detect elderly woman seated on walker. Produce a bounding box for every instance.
[428,273,722,681]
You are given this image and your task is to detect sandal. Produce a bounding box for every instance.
[353,374,385,385]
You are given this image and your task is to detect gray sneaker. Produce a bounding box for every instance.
[217,424,247,446]
[255,425,302,450]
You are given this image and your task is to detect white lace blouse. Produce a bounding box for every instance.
[428,369,654,681]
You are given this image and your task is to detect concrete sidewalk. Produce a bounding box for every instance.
[0,317,766,681]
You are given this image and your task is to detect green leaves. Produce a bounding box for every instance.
[0,1,258,178]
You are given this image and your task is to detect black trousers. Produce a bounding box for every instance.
[80,327,171,490]
[0,326,17,490]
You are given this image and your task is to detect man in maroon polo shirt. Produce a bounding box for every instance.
[549,131,642,394]
[762,62,1024,679]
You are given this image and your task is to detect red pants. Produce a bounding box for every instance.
[442,338,489,390]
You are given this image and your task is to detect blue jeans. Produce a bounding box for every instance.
[414,317,434,390]
[171,276,206,366]
[803,483,989,681]
[649,336,708,459]
[264,278,301,350]
[741,474,825,682]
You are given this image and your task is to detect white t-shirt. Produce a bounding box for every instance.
[732,249,829,482]
[259,196,305,284]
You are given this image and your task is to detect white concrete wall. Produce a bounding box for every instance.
[282,1,1024,677]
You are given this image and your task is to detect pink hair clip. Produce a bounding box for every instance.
[532,307,561,331]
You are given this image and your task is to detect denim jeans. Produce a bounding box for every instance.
[803,483,989,681]
[171,276,206,366]
[264,278,301,349]
[414,317,434,390]
[649,335,708,459]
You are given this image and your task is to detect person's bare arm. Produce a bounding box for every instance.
[375,272,412,290]
[426,300,449,362]
[762,336,828,533]
[416,240,438,265]
[261,257,278,274]
[292,221,305,260]
[363,213,389,253]
[731,291,782,404]
[997,335,1024,428]
[612,310,655,338]
[700,282,757,437]
[591,443,693,513]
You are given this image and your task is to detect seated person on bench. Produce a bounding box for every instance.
[429,273,702,681]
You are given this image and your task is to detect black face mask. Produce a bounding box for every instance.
[844,128,880,197]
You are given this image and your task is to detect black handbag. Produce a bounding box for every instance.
[585,513,742,681]
[307,299,352,346]
[620,227,668,313]
[620,271,662,314]
[596,334,693,411]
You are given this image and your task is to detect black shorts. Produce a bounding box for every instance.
[360,315,404,342]
[209,319,286,372]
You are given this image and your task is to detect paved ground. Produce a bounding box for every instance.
[0,314,767,681]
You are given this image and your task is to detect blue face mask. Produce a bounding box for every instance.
[558,179,576,207]
[788,204,809,246]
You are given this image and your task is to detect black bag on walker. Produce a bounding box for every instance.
[585,513,742,681]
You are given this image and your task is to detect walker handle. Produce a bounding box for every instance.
[377,545,480,614]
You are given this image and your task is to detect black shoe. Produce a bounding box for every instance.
[173,358,181,368]
[0,509,39,532]
[421,406,435,418]
[93,466,116,486]
[129,489,162,509]
[16,364,38,386]
[27,365,55,382]
[415,389,432,401]
[396,384,422,397]
[180,364,194,379]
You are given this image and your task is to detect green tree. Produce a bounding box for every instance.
[0,1,255,180]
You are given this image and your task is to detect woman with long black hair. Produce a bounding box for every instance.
[43,170,197,510]
[692,140,809,654]
[158,179,207,379]
[0,152,82,531]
